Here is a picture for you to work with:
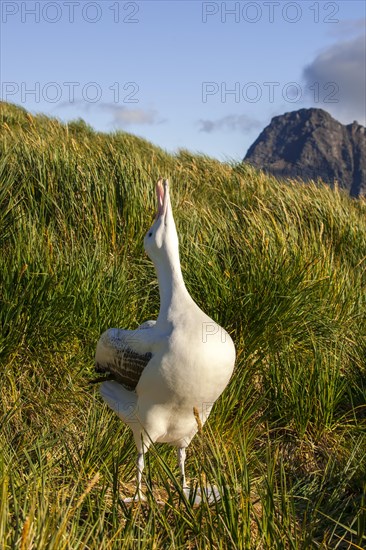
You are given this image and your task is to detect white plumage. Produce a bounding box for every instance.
[95,178,235,500]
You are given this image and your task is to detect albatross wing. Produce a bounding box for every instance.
[95,322,155,390]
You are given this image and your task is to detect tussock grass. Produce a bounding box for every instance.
[0,101,365,548]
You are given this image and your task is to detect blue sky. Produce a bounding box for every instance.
[1,1,365,160]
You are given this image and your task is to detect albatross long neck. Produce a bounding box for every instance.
[155,248,193,326]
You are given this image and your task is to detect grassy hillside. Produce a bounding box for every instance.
[0,101,365,549]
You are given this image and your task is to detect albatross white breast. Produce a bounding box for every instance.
[95,178,235,500]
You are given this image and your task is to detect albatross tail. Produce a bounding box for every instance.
[100,381,138,424]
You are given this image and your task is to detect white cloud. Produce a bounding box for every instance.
[198,114,262,133]
[100,104,165,126]
[56,100,165,127]
[303,33,366,125]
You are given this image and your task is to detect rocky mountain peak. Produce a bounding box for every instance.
[244,108,366,197]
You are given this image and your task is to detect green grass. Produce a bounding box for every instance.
[0,101,365,549]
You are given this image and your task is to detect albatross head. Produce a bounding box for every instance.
[144,178,179,265]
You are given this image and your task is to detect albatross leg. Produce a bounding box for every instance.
[177,447,188,489]
[122,452,146,503]
[136,452,145,499]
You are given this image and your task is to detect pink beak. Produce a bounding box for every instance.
[155,178,168,219]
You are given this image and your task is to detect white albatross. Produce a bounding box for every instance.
[95,178,235,501]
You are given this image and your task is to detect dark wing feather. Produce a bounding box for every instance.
[94,328,153,390]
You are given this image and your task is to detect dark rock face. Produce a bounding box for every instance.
[244,109,366,196]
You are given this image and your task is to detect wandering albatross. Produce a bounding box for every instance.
[95,178,236,500]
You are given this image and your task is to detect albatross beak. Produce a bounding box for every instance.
[156,178,169,219]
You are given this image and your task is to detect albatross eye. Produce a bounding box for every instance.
[148,232,153,237]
